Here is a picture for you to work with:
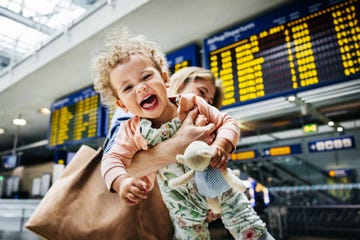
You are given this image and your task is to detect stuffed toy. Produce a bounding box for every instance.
[169,140,248,214]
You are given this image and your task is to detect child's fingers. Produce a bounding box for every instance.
[122,186,148,206]
[209,156,220,169]
[119,177,148,205]
[127,189,147,202]
[131,187,148,199]
[131,179,149,197]
[209,151,228,169]
[218,156,228,170]
[123,193,139,206]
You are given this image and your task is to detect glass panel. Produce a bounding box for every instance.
[0,0,104,72]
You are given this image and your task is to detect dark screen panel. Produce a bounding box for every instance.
[204,0,360,108]
[48,86,104,147]
[167,43,201,73]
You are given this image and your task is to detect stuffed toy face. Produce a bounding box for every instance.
[176,141,213,171]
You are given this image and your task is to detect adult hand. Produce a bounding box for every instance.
[175,106,216,145]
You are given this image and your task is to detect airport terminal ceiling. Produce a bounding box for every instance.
[0,0,109,163]
[0,0,101,72]
[0,0,360,165]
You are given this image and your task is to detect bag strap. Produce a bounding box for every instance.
[102,136,110,150]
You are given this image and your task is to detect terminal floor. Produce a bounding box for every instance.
[209,221,357,240]
[0,230,356,240]
[0,231,41,240]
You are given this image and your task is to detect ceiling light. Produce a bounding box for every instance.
[287,95,296,102]
[0,128,5,134]
[336,126,344,132]
[328,121,335,126]
[39,107,51,115]
[13,118,27,126]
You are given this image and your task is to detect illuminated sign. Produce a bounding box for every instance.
[308,136,355,152]
[303,123,318,133]
[166,44,201,73]
[328,168,352,177]
[203,0,360,108]
[263,144,302,156]
[48,86,105,147]
[231,150,258,161]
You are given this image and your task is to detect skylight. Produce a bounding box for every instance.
[0,0,101,72]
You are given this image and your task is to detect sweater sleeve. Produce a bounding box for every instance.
[101,117,148,191]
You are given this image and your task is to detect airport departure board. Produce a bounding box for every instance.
[48,86,104,147]
[204,0,360,108]
[167,44,201,74]
[104,106,133,135]
[105,106,116,136]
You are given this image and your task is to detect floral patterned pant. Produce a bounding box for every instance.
[157,163,272,240]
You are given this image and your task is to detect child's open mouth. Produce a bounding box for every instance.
[140,95,158,110]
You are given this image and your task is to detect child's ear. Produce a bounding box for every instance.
[162,72,170,87]
[162,72,169,82]
[116,99,128,112]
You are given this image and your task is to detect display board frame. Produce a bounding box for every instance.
[166,43,201,74]
[48,86,105,148]
[203,0,360,109]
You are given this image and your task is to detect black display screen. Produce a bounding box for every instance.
[203,0,360,108]
[167,43,201,73]
[48,86,104,147]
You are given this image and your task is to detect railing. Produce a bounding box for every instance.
[267,205,360,240]
[0,199,40,232]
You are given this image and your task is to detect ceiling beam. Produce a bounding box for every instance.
[0,6,55,35]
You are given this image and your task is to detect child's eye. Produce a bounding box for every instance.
[123,85,132,92]
[142,73,153,81]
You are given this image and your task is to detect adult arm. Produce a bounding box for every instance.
[127,107,216,177]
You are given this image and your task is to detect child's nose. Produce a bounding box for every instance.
[136,83,147,93]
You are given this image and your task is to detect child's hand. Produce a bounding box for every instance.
[209,137,233,170]
[118,175,148,206]
[209,145,228,170]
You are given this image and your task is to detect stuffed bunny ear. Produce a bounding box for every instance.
[198,149,213,158]
[176,154,185,163]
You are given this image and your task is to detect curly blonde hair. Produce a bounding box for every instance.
[90,28,169,107]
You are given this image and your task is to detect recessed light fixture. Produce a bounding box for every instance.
[336,126,344,132]
[39,107,51,115]
[287,95,296,102]
[0,128,5,134]
[328,121,335,127]
[13,118,27,126]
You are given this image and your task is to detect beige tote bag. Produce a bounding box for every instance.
[25,145,173,240]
